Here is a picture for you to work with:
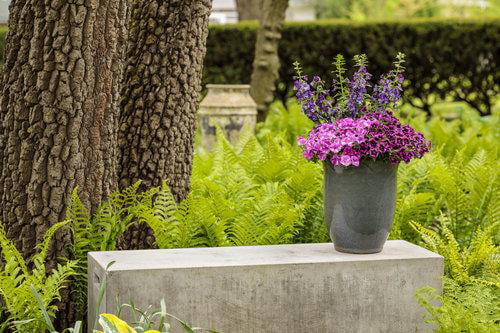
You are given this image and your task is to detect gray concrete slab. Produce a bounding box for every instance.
[88,241,443,333]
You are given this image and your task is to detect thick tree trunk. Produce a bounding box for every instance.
[250,0,289,122]
[235,0,260,20]
[118,0,212,249]
[0,0,128,327]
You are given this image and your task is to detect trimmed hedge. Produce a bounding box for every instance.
[1,19,498,114]
[205,19,499,115]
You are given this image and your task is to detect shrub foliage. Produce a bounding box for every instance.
[205,19,499,115]
[1,19,498,114]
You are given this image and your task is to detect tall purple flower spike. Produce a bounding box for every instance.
[346,65,372,117]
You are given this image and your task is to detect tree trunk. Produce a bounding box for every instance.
[118,0,212,249]
[0,0,128,326]
[250,0,289,122]
[235,0,261,20]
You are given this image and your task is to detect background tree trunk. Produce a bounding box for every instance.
[250,0,289,122]
[0,0,128,326]
[235,0,261,20]
[118,0,212,249]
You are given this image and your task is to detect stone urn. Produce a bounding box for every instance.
[324,160,398,254]
[198,84,258,148]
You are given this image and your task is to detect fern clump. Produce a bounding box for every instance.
[416,278,499,332]
[256,100,500,331]
[412,218,499,287]
[198,128,327,244]
[0,99,497,331]
[139,129,327,248]
[65,182,157,318]
[256,100,314,145]
[131,182,204,249]
[391,147,499,243]
[0,221,77,331]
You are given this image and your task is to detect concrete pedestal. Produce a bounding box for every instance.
[88,241,443,333]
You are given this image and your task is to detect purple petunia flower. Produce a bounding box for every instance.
[297,111,430,167]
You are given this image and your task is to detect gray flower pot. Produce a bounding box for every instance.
[324,160,398,254]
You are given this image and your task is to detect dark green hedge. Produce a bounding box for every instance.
[205,19,500,115]
[1,19,498,114]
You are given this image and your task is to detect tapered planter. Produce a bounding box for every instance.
[324,160,398,254]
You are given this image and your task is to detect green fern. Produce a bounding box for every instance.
[190,130,318,247]
[131,182,205,249]
[411,217,499,287]
[256,100,314,146]
[2,99,495,331]
[391,146,499,244]
[126,128,320,250]
[416,278,500,332]
[256,101,500,331]
[0,221,77,332]
[65,182,157,319]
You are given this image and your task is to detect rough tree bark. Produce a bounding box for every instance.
[118,0,212,249]
[0,0,128,326]
[235,0,260,20]
[250,0,289,122]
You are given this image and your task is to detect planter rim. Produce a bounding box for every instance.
[323,159,399,169]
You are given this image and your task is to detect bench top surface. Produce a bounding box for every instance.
[89,241,442,272]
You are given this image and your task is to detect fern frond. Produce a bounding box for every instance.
[0,221,76,331]
[195,198,230,247]
[173,197,204,249]
[416,278,499,332]
[30,220,70,286]
[39,261,78,316]
[0,222,29,278]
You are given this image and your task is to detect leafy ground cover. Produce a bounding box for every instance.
[259,100,499,331]
[1,100,498,331]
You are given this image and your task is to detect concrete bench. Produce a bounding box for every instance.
[88,241,443,333]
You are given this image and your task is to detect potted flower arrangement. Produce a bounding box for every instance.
[294,53,430,254]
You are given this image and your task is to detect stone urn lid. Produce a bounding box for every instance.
[199,84,257,114]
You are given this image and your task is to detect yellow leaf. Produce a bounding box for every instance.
[100,314,137,333]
